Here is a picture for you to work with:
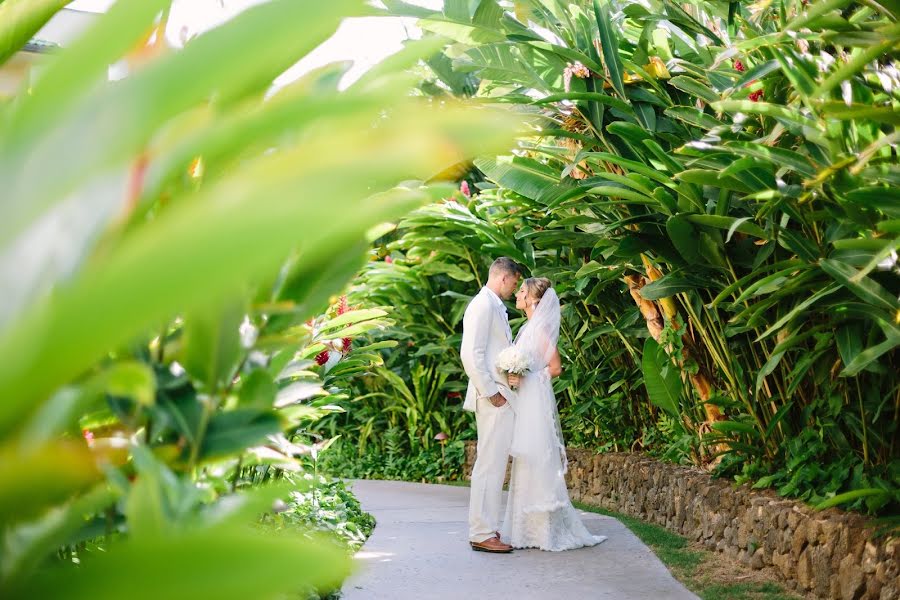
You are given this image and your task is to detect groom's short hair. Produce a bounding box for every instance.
[489,257,522,279]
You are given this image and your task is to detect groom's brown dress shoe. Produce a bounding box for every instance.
[470,536,513,553]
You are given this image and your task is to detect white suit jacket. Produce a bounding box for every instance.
[460,287,515,412]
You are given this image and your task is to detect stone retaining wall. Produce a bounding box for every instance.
[463,442,897,599]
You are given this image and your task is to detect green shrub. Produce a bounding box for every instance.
[320,436,467,484]
[261,476,376,553]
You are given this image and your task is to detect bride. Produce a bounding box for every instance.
[500,277,607,551]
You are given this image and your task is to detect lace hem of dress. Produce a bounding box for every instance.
[512,535,607,553]
[502,502,605,552]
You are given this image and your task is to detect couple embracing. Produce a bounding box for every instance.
[460,257,607,553]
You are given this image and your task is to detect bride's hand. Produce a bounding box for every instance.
[507,373,521,388]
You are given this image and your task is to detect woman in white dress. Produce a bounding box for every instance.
[500,277,607,551]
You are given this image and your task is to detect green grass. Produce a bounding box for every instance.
[572,501,800,600]
[444,480,474,488]
[697,582,797,600]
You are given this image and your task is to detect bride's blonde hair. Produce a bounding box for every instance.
[523,277,552,305]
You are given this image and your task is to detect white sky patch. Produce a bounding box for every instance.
[67,0,443,88]
[274,16,422,90]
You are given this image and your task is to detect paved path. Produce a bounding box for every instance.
[342,480,699,600]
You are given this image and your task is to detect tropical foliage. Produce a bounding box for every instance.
[261,476,377,554]
[320,434,468,483]
[0,1,515,597]
[345,0,899,516]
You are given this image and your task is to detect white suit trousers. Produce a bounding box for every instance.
[468,395,515,542]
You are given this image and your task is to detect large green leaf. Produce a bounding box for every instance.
[0,101,516,435]
[711,141,817,178]
[0,0,68,66]
[2,0,364,249]
[105,361,157,407]
[664,106,724,130]
[473,0,504,28]
[668,76,719,104]
[524,40,604,74]
[712,100,818,131]
[593,0,626,99]
[684,214,768,240]
[666,215,704,264]
[181,301,245,393]
[457,44,551,91]
[475,155,577,205]
[419,16,506,44]
[380,0,441,18]
[840,328,900,377]
[815,489,893,511]
[820,259,900,313]
[6,0,170,145]
[676,170,754,194]
[0,441,100,527]
[238,370,278,409]
[198,410,282,461]
[756,284,841,341]
[639,272,707,300]
[533,91,632,113]
[641,337,681,418]
[818,102,900,126]
[10,512,350,600]
[272,240,371,323]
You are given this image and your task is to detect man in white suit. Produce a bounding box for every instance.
[460,257,522,553]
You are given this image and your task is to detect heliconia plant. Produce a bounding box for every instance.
[367,0,898,516]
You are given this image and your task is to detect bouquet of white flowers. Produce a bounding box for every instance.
[495,346,530,390]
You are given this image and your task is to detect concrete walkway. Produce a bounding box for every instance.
[342,480,698,600]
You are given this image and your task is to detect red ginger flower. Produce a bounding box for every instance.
[734,59,746,72]
[337,295,349,316]
[342,338,352,353]
[460,180,471,197]
[748,89,764,102]
[385,255,393,264]
[315,350,330,366]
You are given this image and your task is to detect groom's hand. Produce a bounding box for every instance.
[489,392,508,407]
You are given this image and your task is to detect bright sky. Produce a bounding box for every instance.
[67,0,443,87]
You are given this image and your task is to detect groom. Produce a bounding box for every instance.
[460,257,522,553]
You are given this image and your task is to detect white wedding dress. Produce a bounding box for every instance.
[500,289,607,551]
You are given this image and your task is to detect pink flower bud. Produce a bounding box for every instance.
[460,180,471,197]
